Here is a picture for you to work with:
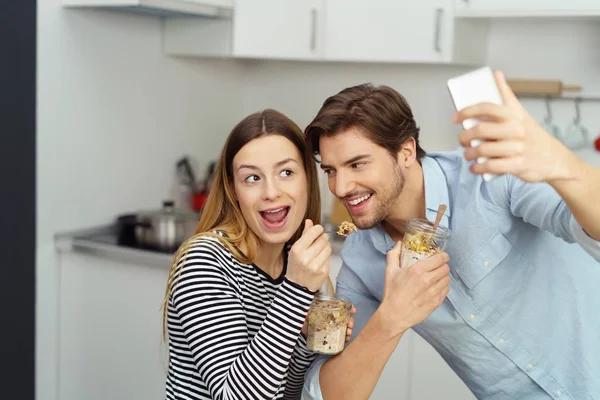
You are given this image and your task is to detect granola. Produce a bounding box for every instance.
[337,221,358,236]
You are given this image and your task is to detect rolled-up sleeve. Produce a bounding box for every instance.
[506,175,600,262]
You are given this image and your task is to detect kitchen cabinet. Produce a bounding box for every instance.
[233,0,324,60]
[165,0,325,60]
[324,0,488,64]
[62,0,233,17]
[455,0,600,17]
[165,0,489,65]
[58,252,169,400]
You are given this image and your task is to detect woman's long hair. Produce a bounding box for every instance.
[161,109,322,341]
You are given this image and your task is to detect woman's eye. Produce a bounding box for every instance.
[323,169,334,176]
[244,175,259,183]
[280,169,293,177]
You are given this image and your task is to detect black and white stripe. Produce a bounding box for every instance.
[165,236,317,400]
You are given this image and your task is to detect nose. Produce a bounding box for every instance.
[330,170,355,199]
[262,177,282,201]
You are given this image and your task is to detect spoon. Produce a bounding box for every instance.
[432,204,447,232]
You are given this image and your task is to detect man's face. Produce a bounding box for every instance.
[319,127,405,230]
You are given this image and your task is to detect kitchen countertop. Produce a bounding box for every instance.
[55,224,345,268]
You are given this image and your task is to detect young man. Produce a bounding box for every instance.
[302,71,600,400]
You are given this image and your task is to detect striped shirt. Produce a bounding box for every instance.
[165,235,317,400]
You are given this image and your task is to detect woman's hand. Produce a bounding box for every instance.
[301,305,356,342]
[286,219,332,292]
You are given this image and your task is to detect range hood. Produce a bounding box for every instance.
[62,0,233,18]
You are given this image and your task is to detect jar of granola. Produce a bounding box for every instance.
[306,294,352,355]
[400,218,451,269]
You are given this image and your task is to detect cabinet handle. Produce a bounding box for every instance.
[310,8,317,52]
[434,7,444,53]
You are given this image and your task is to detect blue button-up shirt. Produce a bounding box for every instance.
[304,151,600,400]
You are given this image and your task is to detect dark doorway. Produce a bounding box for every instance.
[0,1,36,398]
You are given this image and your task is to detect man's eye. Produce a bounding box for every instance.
[323,169,334,176]
[351,163,365,169]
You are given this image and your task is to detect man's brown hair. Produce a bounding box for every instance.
[305,83,426,162]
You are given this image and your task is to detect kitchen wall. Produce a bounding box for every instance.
[36,2,246,399]
[488,17,600,167]
[37,5,600,400]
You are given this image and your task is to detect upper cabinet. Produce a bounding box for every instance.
[324,0,487,64]
[455,0,600,17]
[62,0,233,17]
[165,0,488,65]
[232,0,324,60]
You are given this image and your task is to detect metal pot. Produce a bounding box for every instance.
[134,200,199,252]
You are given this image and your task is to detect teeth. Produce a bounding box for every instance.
[264,207,286,213]
[348,194,371,206]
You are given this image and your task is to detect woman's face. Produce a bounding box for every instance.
[232,135,308,246]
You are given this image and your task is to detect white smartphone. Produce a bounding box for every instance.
[447,66,503,182]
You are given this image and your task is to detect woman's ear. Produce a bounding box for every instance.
[397,138,417,168]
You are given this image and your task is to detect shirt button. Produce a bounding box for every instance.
[527,363,534,369]
[555,390,562,397]
[469,314,476,320]
[498,338,505,345]
[483,259,490,267]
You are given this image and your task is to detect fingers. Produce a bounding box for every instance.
[428,262,450,284]
[311,240,332,270]
[469,156,525,176]
[429,273,451,302]
[385,241,402,270]
[303,219,313,233]
[453,102,514,125]
[494,70,521,108]
[350,305,357,315]
[294,220,325,250]
[414,252,449,273]
[459,121,526,148]
[346,317,354,342]
[464,140,525,162]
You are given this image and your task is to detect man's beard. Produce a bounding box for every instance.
[352,165,405,230]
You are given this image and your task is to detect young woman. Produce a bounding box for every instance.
[162,109,350,400]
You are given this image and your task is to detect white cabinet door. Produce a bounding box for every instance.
[233,0,324,60]
[455,0,600,16]
[324,0,452,63]
[409,332,477,400]
[59,253,169,400]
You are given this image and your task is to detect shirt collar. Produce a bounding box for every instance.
[369,156,451,254]
[422,156,451,222]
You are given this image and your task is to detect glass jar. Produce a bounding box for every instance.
[306,294,352,355]
[400,218,451,269]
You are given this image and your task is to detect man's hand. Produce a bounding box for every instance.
[380,241,451,336]
[453,70,580,185]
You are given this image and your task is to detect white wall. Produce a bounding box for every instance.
[487,18,600,155]
[37,2,245,400]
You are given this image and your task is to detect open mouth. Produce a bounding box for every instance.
[259,206,290,230]
[345,193,372,213]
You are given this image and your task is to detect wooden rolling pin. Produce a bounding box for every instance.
[506,79,582,97]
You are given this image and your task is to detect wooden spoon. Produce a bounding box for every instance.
[432,204,447,232]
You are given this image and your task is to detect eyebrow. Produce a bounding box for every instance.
[321,154,371,170]
[237,157,300,172]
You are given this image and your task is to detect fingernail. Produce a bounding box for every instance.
[452,113,459,123]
